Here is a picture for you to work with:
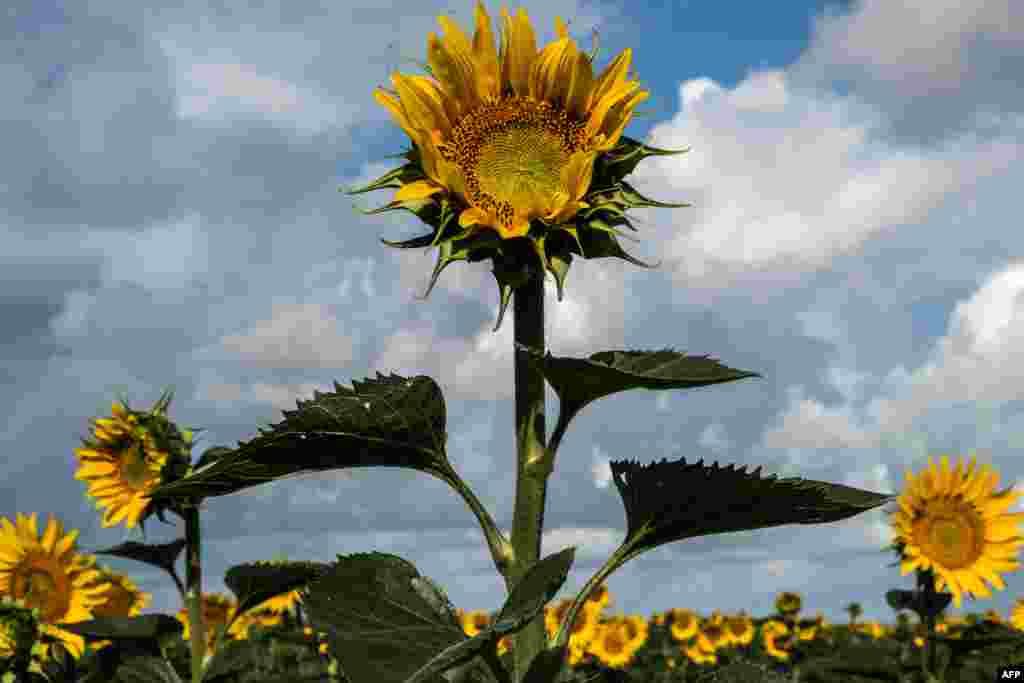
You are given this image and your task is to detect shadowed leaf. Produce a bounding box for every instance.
[609,456,896,563]
[147,374,450,502]
[113,654,184,683]
[222,560,330,631]
[84,540,186,596]
[59,615,183,642]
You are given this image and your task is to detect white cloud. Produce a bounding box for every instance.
[698,422,731,453]
[218,302,356,369]
[591,445,613,489]
[85,215,210,291]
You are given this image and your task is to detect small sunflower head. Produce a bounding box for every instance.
[889,453,1024,608]
[86,566,151,618]
[774,591,803,617]
[74,388,199,531]
[352,1,690,331]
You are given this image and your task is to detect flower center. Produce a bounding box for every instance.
[604,630,625,654]
[119,445,154,490]
[912,497,985,569]
[15,568,67,622]
[439,96,589,230]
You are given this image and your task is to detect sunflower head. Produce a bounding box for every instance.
[889,453,1024,608]
[774,591,803,616]
[87,566,151,618]
[74,388,198,531]
[351,1,690,331]
[0,514,111,660]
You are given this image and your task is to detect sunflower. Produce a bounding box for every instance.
[889,454,1024,608]
[682,637,716,666]
[695,619,728,654]
[774,591,803,616]
[229,607,281,640]
[460,609,492,637]
[668,608,699,642]
[175,592,237,655]
[723,613,755,646]
[0,513,110,659]
[354,1,689,330]
[588,621,636,669]
[74,391,194,530]
[88,567,150,618]
[614,614,649,651]
[761,620,794,661]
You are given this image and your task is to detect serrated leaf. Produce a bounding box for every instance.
[59,615,184,642]
[515,345,761,436]
[85,540,186,595]
[147,374,450,502]
[223,560,329,630]
[114,654,184,683]
[609,456,896,563]
[299,552,471,683]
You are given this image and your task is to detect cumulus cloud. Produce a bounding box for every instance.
[217,302,356,369]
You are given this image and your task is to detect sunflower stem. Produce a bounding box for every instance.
[553,543,629,651]
[509,270,549,683]
[183,503,206,683]
[917,569,936,680]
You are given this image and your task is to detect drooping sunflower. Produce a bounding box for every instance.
[73,390,196,530]
[888,454,1024,608]
[353,1,690,330]
[0,513,110,659]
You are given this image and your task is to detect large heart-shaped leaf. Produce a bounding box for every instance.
[610,456,896,563]
[516,345,761,445]
[147,374,450,502]
[222,560,329,631]
[301,549,577,683]
[299,552,466,683]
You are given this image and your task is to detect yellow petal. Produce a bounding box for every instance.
[394,180,444,203]
[41,517,61,554]
[392,73,450,135]
[500,7,537,97]
[427,32,477,112]
[373,88,418,143]
[471,1,500,99]
[458,207,489,228]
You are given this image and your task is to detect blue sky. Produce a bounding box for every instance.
[3,0,1024,629]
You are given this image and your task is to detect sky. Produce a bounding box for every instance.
[2,0,1024,628]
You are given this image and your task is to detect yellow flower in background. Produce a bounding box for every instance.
[228,607,281,640]
[683,636,717,666]
[587,582,611,612]
[588,621,636,669]
[74,393,193,530]
[496,634,512,657]
[668,608,699,642]
[175,592,237,655]
[0,513,110,659]
[460,609,491,637]
[1012,598,1024,630]
[854,620,886,640]
[256,588,301,615]
[889,454,1024,608]
[695,619,728,653]
[774,591,803,616]
[356,1,689,329]
[761,620,794,661]
[88,567,150,618]
[724,613,755,646]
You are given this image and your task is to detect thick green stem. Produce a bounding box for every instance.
[183,504,206,683]
[509,272,549,683]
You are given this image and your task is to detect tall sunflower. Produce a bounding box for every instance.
[0,513,110,659]
[73,390,195,530]
[352,1,690,330]
[888,454,1024,608]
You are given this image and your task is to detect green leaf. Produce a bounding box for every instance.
[515,345,762,437]
[596,135,691,180]
[609,456,897,563]
[114,654,184,683]
[222,560,329,631]
[493,548,575,631]
[344,162,426,196]
[576,228,657,269]
[299,552,470,683]
[146,374,450,502]
[59,615,184,643]
[84,540,186,596]
[520,646,571,683]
